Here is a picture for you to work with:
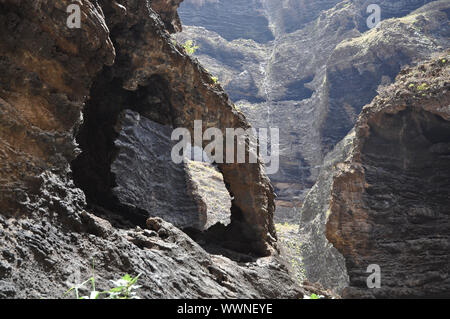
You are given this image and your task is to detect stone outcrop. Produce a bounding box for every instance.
[321,0,450,153]
[150,0,184,32]
[0,0,298,298]
[177,0,449,217]
[185,160,232,230]
[0,209,303,298]
[298,54,450,298]
[71,0,277,256]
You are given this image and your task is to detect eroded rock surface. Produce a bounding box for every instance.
[111,109,231,231]
[66,0,277,256]
[0,208,303,298]
[180,0,274,43]
[111,110,203,229]
[0,0,298,298]
[299,54,450,298]
[177,0,449,216]
[185,160,232,229]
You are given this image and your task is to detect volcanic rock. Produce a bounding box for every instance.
[298,53,450,298]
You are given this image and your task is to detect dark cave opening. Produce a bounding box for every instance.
[71,68,177,228]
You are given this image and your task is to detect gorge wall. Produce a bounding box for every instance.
[0,0,305,298]
[176,0,450,220]
[299,54,450,298]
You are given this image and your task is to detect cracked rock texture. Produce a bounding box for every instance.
[185,160,232,230]
[299,54,450,298]
[177,0,450,219]
[112,109,204,230]
[111,109,231,231]
[0,0,303,298]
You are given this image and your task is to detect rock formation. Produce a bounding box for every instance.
[1,0,449,299]
[0,0,303,298]
[111,109,232,230]
[299,54,450,298]
[177,0,449,218]
[185,160,232,230]
[180,0,274,43]
[150,0,184,32]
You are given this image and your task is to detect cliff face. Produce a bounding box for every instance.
[321,1,450,154]
[299,54,450,298]
[177,0,449,218]
[179,0,274,43]
[0,0,303,298]
[150,0,184,32]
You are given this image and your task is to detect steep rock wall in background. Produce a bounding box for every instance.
[179,0,274,43]
[177,0,449,221]
[299,54,450,298]
[0,0,304,298]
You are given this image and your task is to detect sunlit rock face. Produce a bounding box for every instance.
[185,160,232,230]
[177,0,449,221]
[299,55,450,298]
[180,0,274,43]
[261,0,342,35]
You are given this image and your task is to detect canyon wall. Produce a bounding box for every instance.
[177,0,449,219]
[178,1,450,295]
[299,54,450,298]
[0,0,303,298]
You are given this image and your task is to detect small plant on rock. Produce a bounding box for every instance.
[183,40,199,55]
[417,83,429,91]
[107,274,142,299]
[65,272,142,299]
[304,293,324,299]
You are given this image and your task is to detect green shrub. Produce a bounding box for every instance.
[417,83,429,91]
[183,40,199,55]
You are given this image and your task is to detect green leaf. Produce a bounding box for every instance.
[90,291,100,299]
[109,287,124,293]
[129,274,141,285]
